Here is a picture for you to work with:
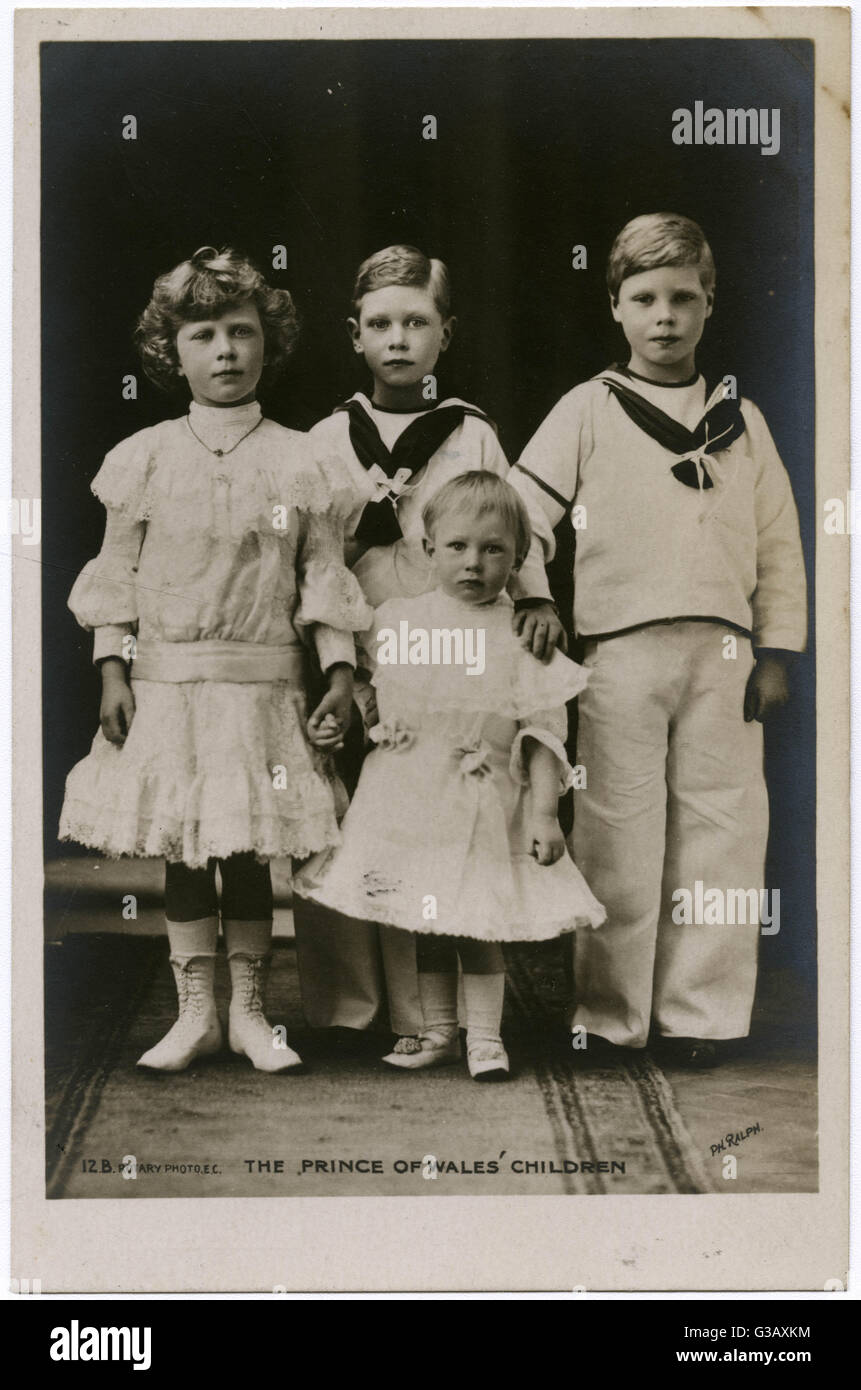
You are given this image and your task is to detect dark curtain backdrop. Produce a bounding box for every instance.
[41,38,815,978]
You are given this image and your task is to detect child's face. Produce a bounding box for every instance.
[349,284,454,403]
[175,301,265,408]
[611,265,713,381]
[423,507,518,605]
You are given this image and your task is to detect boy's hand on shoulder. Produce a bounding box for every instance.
[513,602,567,664]
[531,812,566,865]
[744,654,791,723]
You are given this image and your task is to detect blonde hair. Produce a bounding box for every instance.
[606,213,716,300]
[422,472,532,568]
[135,245,299,391]
[351,244,451,318]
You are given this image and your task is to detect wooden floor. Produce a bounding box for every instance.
[661,966,817,1193]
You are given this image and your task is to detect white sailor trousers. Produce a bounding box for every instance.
[571,621,768,1047]
[293,896,422,1035]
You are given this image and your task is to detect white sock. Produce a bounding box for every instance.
[223,918,272,960]
[462,972,505,1046]
[417,972,459,1043]
[165,916,219,960]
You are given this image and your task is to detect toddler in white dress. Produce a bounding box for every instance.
[60,246,372,1073]
[295,472,604,1080]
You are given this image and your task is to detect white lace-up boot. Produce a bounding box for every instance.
[137,949,222,1072]
[225,920,304,1072]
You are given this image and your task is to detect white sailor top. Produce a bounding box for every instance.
[310,392,552,608]
[511,370,807,651]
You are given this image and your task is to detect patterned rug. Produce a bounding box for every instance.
[45,934,715,1198]
[503,944,718,1195]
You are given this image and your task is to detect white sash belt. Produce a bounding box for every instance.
[132,639,306,684]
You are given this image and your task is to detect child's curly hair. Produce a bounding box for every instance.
[135,246,300,392]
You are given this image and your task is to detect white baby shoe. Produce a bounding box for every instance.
[466,1038,510,1082]
[382,1031,461,1070]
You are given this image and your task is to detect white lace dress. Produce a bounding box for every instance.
[295,589,606,941]
[59,401,373,869]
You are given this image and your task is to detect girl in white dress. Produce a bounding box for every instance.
[295,473,604,1080]
[59,247,372,1074]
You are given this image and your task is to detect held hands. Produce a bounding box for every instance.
[307,664,354,751]
[744,654,791,723]
[100,658,135,745]
[531,811,566,866]
[512,602,567,664]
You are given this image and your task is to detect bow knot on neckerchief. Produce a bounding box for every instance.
[364,461,413,501]
[671,452,713,490]
[334,396,496,546]
[597,368,746,492]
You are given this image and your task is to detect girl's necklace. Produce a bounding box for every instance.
[185,412,264,458]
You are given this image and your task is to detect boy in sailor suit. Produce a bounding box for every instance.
[511,213,807,1065]
[293,245,559,1047]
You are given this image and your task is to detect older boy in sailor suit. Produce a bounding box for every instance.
[511,214,807,1066]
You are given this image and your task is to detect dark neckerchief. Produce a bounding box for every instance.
[334,395,494,546]
[596,364,746,490]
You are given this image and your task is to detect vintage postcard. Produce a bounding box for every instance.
[10,5,850,1292]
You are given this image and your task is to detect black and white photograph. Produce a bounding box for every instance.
[10,5,850,1292]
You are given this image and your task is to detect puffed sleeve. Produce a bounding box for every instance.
[509,708,577,793]
[293,466,375,670]
[67,432,154,662]
[506,644,589,790]
[307,414,372,541]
